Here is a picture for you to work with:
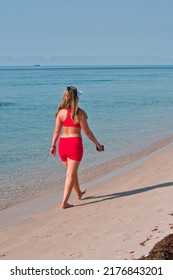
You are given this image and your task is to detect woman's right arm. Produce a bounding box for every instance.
[79,111,103,152]
[50,112,62,156]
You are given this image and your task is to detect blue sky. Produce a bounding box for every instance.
[0,0,173,65]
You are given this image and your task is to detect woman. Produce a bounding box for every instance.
[50,86,104,209]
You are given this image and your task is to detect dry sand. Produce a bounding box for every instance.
[0,144,173,260]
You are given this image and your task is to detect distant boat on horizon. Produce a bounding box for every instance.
[33,64,40,67]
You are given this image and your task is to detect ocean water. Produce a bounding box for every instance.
[1,65,173,209]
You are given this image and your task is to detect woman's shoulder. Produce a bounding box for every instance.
[58,108,68,114]
[56,108,67,119]
[78,108,88,119]
[78,107,85,114]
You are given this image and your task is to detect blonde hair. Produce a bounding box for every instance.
[56,86,79,123]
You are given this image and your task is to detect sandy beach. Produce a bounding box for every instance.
[0,143,173,260]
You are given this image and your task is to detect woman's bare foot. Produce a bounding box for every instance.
[78,189,86,200]
[61,203,74,209]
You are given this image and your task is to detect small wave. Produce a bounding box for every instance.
[85,79,114,84]
[0,101,15,107]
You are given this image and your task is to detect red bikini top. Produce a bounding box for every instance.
[62,108,81,128]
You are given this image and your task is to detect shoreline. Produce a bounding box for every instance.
[1,136,173,227]
[0,140,173,259]
[1,135,173,213]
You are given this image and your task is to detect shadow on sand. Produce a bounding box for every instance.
[76,182,173,207]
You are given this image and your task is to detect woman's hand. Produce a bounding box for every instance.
[96,144,104,152]
[50,146,56,156]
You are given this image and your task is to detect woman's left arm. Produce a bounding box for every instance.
[79,111,103,151]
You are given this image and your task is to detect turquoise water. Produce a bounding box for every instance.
[1,65,173,209]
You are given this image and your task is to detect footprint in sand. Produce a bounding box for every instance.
[140,235,152,246]
[27,216,35,221]
[65,231,76,237]
[31,234,42,239]
[129,251,135,254]
[151,226,158,232]
[69,248,83,258]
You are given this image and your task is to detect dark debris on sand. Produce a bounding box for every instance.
[139,234,173,260]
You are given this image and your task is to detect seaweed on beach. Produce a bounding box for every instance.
[139,234,173,260]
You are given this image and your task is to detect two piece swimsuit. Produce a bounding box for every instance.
[58,108,83,162]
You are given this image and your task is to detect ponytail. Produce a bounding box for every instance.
[56,86,79,123]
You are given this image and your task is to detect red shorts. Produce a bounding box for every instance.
[58,137,83,162]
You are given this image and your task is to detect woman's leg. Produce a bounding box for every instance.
[73,173,86,199]
[61,159,80,209]
[62,160,86,202]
